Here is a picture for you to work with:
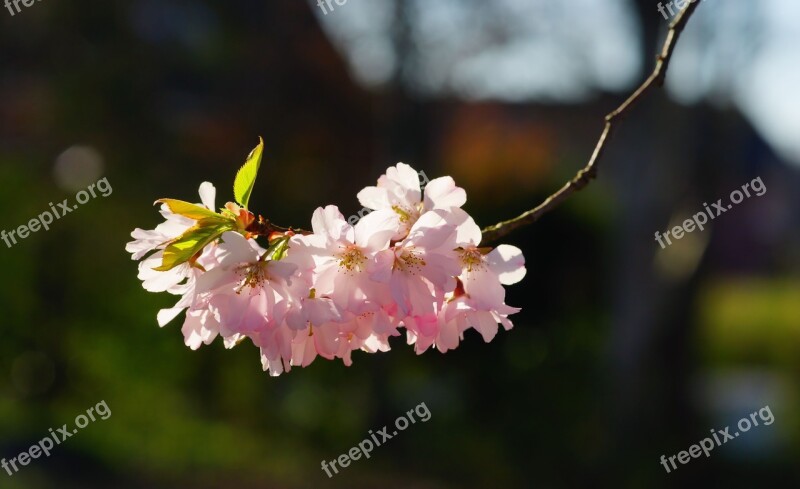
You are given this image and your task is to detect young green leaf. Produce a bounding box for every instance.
[233,137,264,209]
[153,218,236,271]
[266,235,291,261]
[156,199,231,222]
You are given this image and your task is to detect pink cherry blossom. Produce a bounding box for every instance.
[289,205,398,314]
[371,209,462,316]
[128,167,527,376]
[126,182,221,328]
[401,208,526,354]
[357,162,467,239]
[196,232,297,338]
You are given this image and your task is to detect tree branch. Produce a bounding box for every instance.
[480,4,701,245]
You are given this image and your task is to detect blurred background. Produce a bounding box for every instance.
[1,0,799,487]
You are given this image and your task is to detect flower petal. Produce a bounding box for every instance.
[487,245,526,285]
[356,186,391,210]
[423,176,466,210]
[217,232,259,266]
[311,205,352,243]
[198,182,216,210]
[385,163,422,206]
[354,209,399,251]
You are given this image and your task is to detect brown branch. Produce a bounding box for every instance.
[480,4,701,245]
[246,215,310,238]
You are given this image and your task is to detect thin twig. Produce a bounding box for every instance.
[480,4,701,245]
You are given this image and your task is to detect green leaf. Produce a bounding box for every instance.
[233,137,264,209]
[266,236,290,261]
[156,199,230,222]
[154,218,236,271]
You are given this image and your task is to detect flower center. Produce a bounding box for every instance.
[395,248,426,274]
[235,262,270,294]
[459,248,485,272]
[338,246,367,274]
[392,205,413,223]
[392,203,423,225]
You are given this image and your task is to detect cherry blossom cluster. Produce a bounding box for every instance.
[127,162,525,376]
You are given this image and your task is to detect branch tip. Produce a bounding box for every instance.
[480,3,701,245]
